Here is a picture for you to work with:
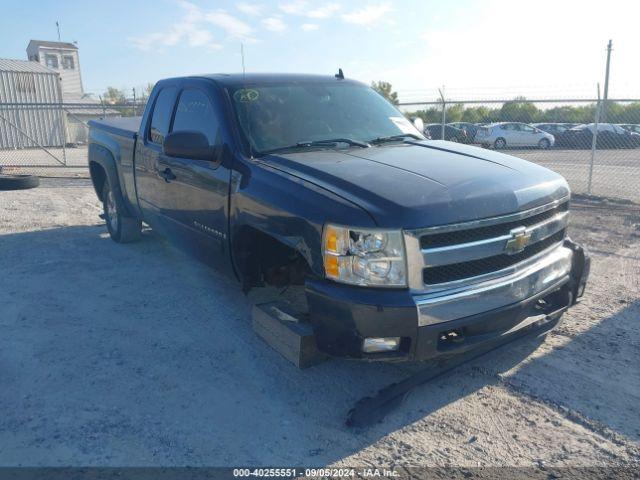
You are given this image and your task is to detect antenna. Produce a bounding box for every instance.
[56,21,61,42]
[335,68,344,80]
[241,43,246,76]
[240,43,254,159]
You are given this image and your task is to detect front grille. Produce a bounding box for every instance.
[423,229,566,285]
[420,202,568,249]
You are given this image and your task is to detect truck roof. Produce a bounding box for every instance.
[164,73,364,88]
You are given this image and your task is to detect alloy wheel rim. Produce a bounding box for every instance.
[106,189,118,232]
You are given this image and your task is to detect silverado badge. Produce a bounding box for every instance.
[505,226,532,255]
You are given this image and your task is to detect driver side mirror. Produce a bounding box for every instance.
[163,131,216,161]
[412,117,425,133]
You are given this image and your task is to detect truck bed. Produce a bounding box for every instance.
[88,116,142,139]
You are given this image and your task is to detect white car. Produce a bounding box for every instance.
[475,122,555,149]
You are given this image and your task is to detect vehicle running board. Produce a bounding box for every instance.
[252,301,326,369]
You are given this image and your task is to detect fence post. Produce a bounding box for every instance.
[438,88,446,140]
[55,79,68,166]
[99,95,106,118]
[588,84,601,196]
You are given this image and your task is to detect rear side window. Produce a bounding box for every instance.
[149,87,177,144]
[171,89,220,145]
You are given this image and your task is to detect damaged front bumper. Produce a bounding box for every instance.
[305,239,590,361]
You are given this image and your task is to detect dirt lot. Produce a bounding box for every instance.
[0,178,639,468]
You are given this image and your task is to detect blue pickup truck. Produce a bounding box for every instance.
[88,73,590,363]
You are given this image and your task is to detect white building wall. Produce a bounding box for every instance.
[27,44,83,98]
[0,65,66,148]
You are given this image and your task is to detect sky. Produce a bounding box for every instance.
[1,0,639,102]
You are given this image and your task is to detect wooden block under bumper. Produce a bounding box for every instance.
[252,302,326,369]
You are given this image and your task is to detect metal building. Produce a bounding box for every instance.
[0,58,66,149]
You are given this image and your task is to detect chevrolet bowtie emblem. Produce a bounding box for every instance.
[504,226,532,254]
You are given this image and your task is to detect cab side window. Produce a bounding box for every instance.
[171,89,220,146]
[149,87,177,145]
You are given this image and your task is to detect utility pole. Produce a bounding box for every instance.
[56,21,61,42]
[601,39,613,122]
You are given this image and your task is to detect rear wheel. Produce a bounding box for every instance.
[494,138,506,149]
[538,138,551,149]
[102,180,141,243]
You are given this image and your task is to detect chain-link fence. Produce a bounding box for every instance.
[0,101,145,178]
[400,96,640,203]
[2,94,640,203]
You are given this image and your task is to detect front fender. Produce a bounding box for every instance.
[229,158,375,278]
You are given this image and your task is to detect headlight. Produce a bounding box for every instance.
[322,224,407,287]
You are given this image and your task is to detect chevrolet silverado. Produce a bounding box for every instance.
[87,73,590,362]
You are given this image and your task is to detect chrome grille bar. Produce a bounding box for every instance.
[403,197,570,292]
[421,210,568,267]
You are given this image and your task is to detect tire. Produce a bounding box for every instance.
[494,138,506,149]
[0,174,39,191]
[538,138,551,149]
[102,180,141,243]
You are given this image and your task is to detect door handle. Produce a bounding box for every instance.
[160,167,176,182]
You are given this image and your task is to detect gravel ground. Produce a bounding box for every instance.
[0,178,639,468]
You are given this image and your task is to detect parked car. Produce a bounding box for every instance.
[618,123,640,134]
[533,123,571,136]
[556,123,640,149]
[475,122,555,149]
[87,73,589,365]
[424,124,469,143]
[448,122,479,141]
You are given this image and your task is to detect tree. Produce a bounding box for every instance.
[499,96,540,123]
[371,81,399,105]
[102,86,126,105]
[445,103,465,122]
[138,83,155,103]
[411,107,441,123]
[461,106,495,123]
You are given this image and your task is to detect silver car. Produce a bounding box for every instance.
[475,122,555,149]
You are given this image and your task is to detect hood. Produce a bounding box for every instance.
[263,140,570,229]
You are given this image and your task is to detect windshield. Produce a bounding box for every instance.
[228,82,423,154]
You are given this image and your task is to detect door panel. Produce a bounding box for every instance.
[156,155,230,258]
[161,85,232,266]
[520,124,537,146]
[502,124,519,146]
[134,85,178,225]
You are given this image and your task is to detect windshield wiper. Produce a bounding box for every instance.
[369,133,423,145]
[259,138,369,155]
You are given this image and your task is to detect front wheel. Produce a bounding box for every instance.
[538,138,551,149]
[102,180,141,243]
[494,138,506,149]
